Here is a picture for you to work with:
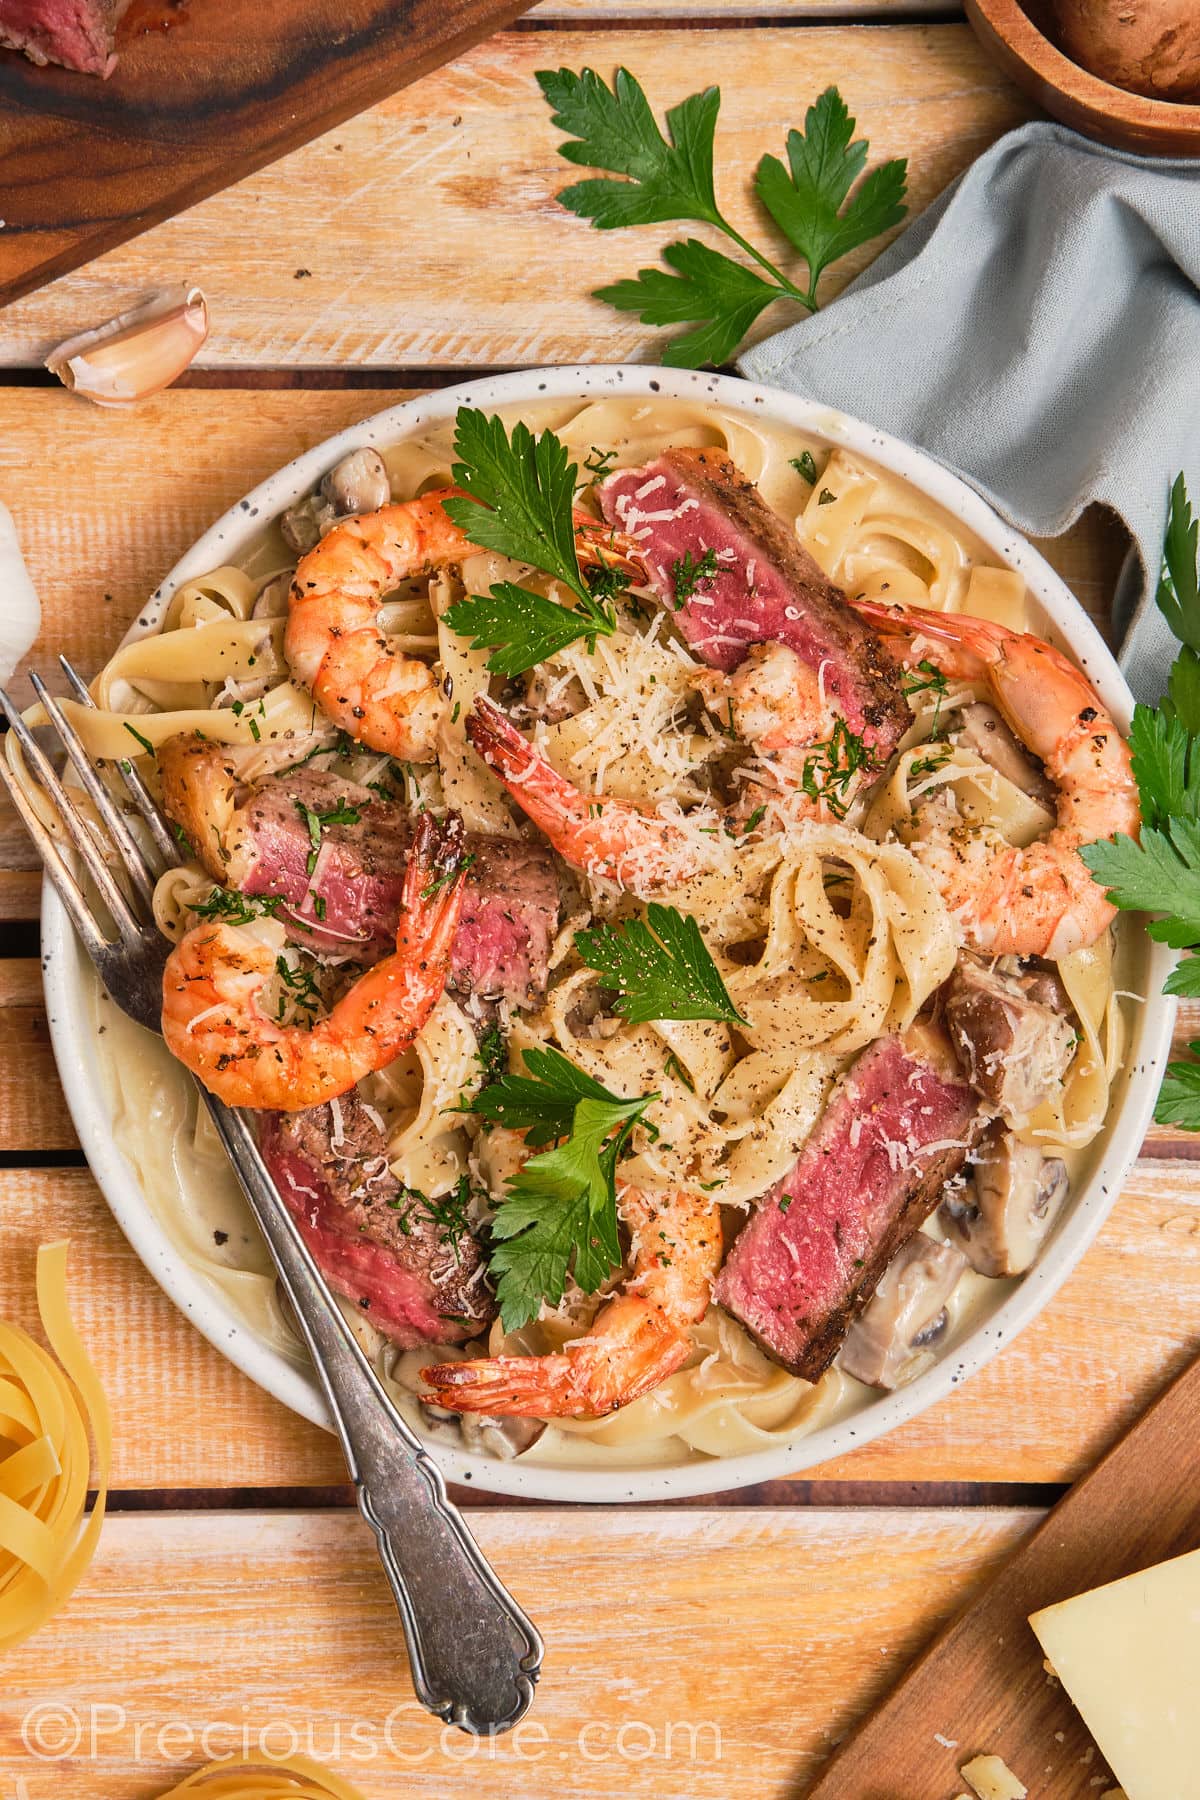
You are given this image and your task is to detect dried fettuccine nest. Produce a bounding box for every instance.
[0,1240,111,1651]
[156,1759,371,1798]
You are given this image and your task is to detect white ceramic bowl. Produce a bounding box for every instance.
[42,365,1175,1501]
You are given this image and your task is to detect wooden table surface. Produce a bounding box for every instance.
[0,7,1189,1798]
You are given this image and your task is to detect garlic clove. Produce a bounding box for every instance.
[46,284,208,407]
[0,502,40,682]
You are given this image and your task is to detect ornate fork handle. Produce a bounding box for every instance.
[204,1096,543,1734]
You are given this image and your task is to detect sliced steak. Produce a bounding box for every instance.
[943,952,1076,1122]
[0,0,129,73]
[163,753,558,1008]
[600,448,908,762]
[259,1092,495,1348]
[712,1028,986,1380]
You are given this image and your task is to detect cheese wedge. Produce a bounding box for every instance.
[1029,1547,1200,1800]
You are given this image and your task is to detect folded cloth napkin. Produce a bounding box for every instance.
[737,120,1200,704]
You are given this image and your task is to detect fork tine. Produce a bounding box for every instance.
[0,690,145,942]
[58,656,183,868]
[0,747,110,960]
[30,673,159,911]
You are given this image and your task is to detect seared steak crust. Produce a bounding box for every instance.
[713,1031,986,1380]
[260,1092,495,1348]
[0,0,129,73]
[600,448,909,760]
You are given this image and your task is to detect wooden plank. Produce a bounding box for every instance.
[0,960,77,1152]
[0,27,1032,370]
[0,0,537,311]
[0,1161,1197,1491]
[537,0,959,14]
[809,1356,1200,1797]
[0,1506,1034,1798]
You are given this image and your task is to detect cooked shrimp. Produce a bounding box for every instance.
[286,489,646,763]
[853,599,1139,957]
[422,1187,722,1417]
[466,695,712,892]
[158,734,250,882]
[699,641,837,770]
[162,814,467,1109]
[285,490,476,763]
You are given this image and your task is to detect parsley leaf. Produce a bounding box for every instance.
[539,68,908,366]
[440,409,621,673]
[467,1047,659,1329]
[596,240,781,371]
[466,1044,624,1146]
[1081,820,1200,947]
[1128,702,1200,831]
[1155,1046,1200,1125]
[444,407,589,607]
[442,581,615,678]
[754,88,907,307]
[574,902,748,1026]
[1156,471,1200,653]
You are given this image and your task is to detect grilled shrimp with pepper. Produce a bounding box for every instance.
[853,599,1139,958]
[161,814,468,1109]
[422,1186,722,1418]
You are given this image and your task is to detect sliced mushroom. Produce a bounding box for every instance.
[839,1233,968,1391]
[954,701,1055,815]
[321,446,390,517]
[943,951,1077,1123]
[940,1124,1069,1277]
[279,448,392,555]
[459,1413,547,1460]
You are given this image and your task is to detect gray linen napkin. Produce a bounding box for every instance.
[737,120,1200,703]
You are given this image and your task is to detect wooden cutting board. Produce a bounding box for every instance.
[0,0,536,311]
[805,1352,1200,1797]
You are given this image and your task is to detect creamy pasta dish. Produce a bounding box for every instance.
[49,395,1138,1469]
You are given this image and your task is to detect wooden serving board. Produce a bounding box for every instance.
[0,0,536,310]
[805,1352,1200,1797]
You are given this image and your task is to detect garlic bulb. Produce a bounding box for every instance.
[46,285,208,407]
[0,502,40,682]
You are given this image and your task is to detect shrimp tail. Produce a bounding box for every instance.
[393,810,469,970]
[422,1353,583,1417]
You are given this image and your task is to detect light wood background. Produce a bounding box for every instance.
[0,8,1178,1800]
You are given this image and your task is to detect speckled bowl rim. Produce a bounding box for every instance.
[42,364,1174,1502]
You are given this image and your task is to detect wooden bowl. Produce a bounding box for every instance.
[966,0,1200,155]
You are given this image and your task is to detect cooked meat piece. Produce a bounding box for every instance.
[943,951,1076,1122]
[954,701,1055,815]
[839,1233,967,1390]
[941,1124,1070,1277]
[259,1093,495,1348]
[712,1027,986,1380]
[599,448,908,762]
[165,757,559,1008]
[0,0,129,74]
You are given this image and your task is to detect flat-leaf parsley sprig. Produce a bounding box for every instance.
[574,902,748,1027]
[441,407,621,677]
[1082,474,1200,1123]
[465,1046,659,1329]
[537,70,908,368]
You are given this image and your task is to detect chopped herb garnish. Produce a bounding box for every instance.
[294,797,362,875]
[575,901,748,1026]
[584,445,618,479]
[475,1023,508,1088]
[123,722,155,758]
[801,719,873,819]
[817,487,836,506]
[422,851,475,900]
[662,1048,696,1092]
[790,451,818,485]
[191,887,285,926]
[273,955,321,1021]
[671,546,719,609]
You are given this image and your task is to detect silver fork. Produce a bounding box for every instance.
[0,659,543,1735]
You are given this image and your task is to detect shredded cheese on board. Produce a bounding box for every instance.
[0,1241,111,1651]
